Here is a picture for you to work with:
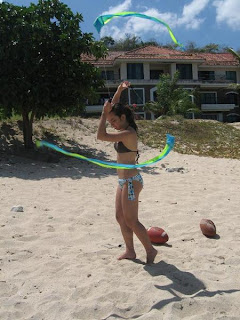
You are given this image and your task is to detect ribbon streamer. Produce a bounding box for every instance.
[94,12,184,49]
[36,134,175,169]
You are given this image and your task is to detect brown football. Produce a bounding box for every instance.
[147,227,169,244]
[200,219,216,237]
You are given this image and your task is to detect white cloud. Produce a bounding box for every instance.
[100,0,210,40]
[178,0,210,29]
[213,0,240,30]
[124,9,178,36]
[102,0,132,15]
[100,0,132,39]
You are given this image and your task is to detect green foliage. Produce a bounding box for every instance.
[201,43,220,53]
[109,34,142,51]
[101,34,162,51]
[229,83,240,93]
[102,35,237,53]
[1,116,240,160]
[138,117,240,159]
[145,72,198,117]
[227,48,240,61]
[0,0,107,147]
[227,49,240,102]
[185,41,231,53]
[101,36,115,47]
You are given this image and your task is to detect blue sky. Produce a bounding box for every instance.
[3,0,240,50]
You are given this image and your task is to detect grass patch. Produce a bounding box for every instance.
[1,116,240,160]
[138,116,240,159]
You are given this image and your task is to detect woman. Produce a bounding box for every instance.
[97,81,157,264]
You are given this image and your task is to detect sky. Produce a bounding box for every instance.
[2,0,240,50]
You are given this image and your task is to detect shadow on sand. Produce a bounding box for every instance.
[0,121,162,180]
[103,260,239,319]
[143,260,239,314]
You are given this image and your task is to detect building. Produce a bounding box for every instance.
[82,45,240,122]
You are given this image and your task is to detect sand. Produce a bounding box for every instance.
[0,119,240,320]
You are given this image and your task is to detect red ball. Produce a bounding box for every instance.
[147,227,169,244]
[200,219,216,237]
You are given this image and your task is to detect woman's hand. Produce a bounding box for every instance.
[102,100,112,115]
[111,81,131,105]
[118,81,131,91]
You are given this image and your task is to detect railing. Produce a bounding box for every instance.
[105,79,160,85]
[85,105,103,113]
[104,78,236,86]
[178,79,235,84]
[199,78,236,83]
[201,104,236,111]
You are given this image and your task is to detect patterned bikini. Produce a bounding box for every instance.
[114,141,143,201]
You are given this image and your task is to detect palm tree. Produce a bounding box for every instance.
[227,48,240,106]
[227,48,240,60]
[145,72,200,117]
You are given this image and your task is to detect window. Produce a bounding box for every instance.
[153,90,157,101]
[201,114,218,120]
[226,92,238,105]
[128,88,145,105]
[101,70,114,80]
[150,70,164,79]
[198,71,215,81]
[226,71,237,82]
[127,63,144,79]
[201,92,217,104]
[183,88,194,102]
[176,64,192,79]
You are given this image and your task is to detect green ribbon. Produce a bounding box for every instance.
[36,134,175,169]
[94,12,184,48]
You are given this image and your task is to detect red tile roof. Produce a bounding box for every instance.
[81,45,239,66]
[81,51,123,65]
[197,53,239,66]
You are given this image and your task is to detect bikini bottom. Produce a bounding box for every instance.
[118,173,143,201]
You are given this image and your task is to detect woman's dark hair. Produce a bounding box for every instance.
[110,103,138,132]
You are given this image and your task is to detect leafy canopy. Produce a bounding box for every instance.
[145,72,198,116]
[0,0,106,118]
[0,0,107,147]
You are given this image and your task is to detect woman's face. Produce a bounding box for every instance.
[107,112,126,130]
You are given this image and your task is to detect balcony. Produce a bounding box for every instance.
[104,78,236,87]
[105,79,160,86]
[201,104,236,111]
[178,78,235,85]
[85,105,103,114]
[199,77,236,84]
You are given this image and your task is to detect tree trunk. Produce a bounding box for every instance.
[22,110,34,149]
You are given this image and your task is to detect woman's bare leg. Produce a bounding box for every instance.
[115,185,136,260]
[121,181,158,264]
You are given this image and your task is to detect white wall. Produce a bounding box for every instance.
[120,63,127,80]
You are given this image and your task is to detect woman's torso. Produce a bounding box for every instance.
[115,128,138,179]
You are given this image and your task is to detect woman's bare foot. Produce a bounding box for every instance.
[146,248,158,264]
[118,250,136,260]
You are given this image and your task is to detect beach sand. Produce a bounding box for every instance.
[0,119,240,320]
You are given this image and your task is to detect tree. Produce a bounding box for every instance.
[185,41,200,53]
[145,72,198,117]
[0,0,107,148]
[110,34,142,51]
[101,36,115,48]
[227,48,240,107]
[141,39,159,47]
[201,43,220,53]
[227,48,240,61]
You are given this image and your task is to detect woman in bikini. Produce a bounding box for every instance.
[97,81,157,264]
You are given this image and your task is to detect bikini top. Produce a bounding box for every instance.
[114,141,139,163]
[114,141,137,153]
